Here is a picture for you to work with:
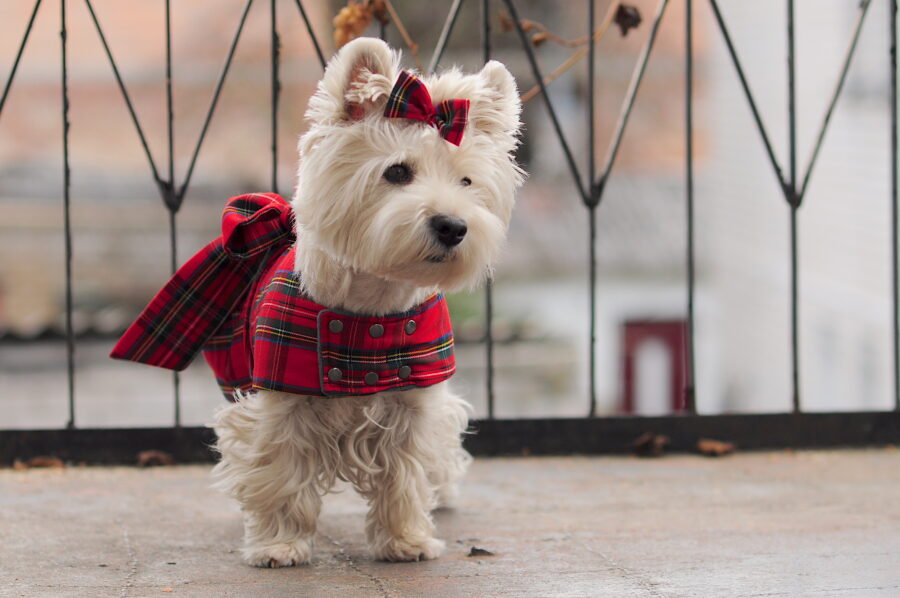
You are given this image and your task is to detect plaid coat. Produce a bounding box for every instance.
[110,193,456,399]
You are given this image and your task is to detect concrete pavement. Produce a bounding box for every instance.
[1,449,898,597]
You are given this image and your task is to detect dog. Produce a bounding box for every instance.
[111,37,523,566]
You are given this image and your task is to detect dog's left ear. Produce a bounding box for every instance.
[469,61,522,139]
[308,37,398,124]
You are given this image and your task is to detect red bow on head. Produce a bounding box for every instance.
[383,71,470,146]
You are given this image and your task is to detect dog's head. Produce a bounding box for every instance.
[294,37,524,291]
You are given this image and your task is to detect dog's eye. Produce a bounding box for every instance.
[461,177,472,187]
[383,163,413,185]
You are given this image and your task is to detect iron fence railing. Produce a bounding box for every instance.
[1,0,899,461]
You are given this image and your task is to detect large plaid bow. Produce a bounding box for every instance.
[383,71,470,146]
[110,193,294,370]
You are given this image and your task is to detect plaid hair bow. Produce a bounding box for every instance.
[384,71,470,146]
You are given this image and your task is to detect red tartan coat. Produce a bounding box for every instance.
[110,193,456,399]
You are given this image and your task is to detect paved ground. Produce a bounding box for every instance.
[1,449,899,598]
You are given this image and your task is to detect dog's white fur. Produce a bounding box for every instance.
[211,38,523,566]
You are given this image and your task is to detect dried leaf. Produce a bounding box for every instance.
[697,439,736,457]
[467,546,495,557]
[614,5,642,37]
[26,456,65,469]
[333,2,373,48]
[370,0,388,25]
[632,433,669,457]
[137,450,175,467]
[498,10,515,33]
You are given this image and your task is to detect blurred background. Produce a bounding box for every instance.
[0,0,895,428]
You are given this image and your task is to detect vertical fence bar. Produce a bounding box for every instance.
[61,0,75,429]
[482,0,496,419]
[787,0,800,413]
[165,0,176,236]
[271,0,280,194]
[165,0,181,426]
[482,0,491,61]
[684,0,696,413]
[588,213,597,416]
[892,0,899,411]
[587,0,597,416]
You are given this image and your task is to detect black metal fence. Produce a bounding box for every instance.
[1,0,899,462]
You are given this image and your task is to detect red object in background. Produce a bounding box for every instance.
[621,320,688,414]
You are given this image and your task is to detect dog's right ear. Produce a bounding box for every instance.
[309,37,398,124]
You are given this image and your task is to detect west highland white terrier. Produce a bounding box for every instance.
[111,37,523,566]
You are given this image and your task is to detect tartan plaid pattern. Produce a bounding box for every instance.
[317,291,455,396]
[384,71,470,146]
[111,193,456,399]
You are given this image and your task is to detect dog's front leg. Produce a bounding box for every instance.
[213,391,323,567]
[347,395,448,562]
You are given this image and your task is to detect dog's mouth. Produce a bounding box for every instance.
[425,248,459,264]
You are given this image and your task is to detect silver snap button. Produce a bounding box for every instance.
[369,323,384,338]
[327,367,343,382]
[328,319,344,334]
[397,365,412,379]
[364,371,379,385]
[405,320,417,335]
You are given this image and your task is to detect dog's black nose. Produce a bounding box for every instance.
[429,215,467,248]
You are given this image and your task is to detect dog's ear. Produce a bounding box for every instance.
[312,37,398,124]
[470,61,522,138]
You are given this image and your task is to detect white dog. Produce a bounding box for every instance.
[115,37,522,566]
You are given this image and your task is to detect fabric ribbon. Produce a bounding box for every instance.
[110,193,295,370]
[383,71,470,146]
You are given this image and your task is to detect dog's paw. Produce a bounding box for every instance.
[374,537,445,562]
[243,539,312,568]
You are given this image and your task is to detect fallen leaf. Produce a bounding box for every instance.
[632,433,669,457]
[26,456,64,469]
[467,547,495,557]
[697,438,736,457]
[137,450,175,467]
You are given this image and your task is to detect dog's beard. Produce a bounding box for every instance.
[362,212,503,291]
